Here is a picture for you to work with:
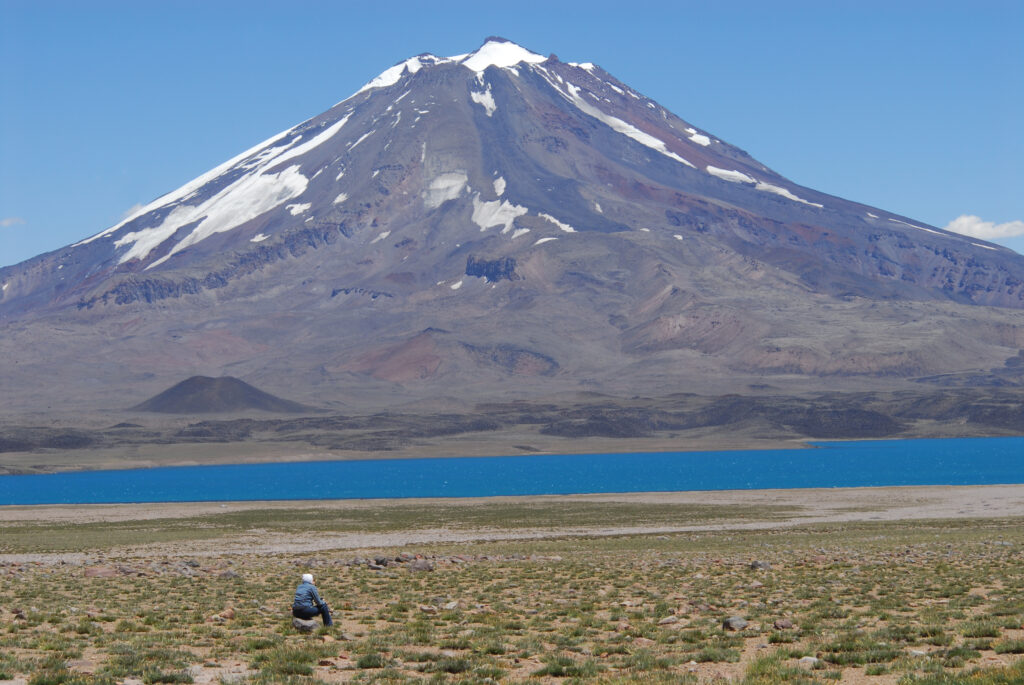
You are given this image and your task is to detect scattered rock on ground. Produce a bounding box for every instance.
[83,566,118,578]
[292,617,318,633]
[722,616,748,631]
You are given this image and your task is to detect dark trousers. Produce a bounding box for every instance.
[292,603,332,626]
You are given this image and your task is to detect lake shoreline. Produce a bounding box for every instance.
[3,436,1021,505]
[1,433,819,476]
[2,483,1023,565]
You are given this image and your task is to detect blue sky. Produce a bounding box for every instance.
[1,0,1021,267]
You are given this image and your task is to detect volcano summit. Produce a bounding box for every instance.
[3,38,1024,417]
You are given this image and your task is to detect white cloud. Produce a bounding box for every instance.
[944,215,1024,240]
[119,204,147,221]
[0,217,25,228]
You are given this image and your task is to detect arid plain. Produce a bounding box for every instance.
[1,485,1022,683]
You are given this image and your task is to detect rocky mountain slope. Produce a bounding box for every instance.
[2,38,1024,416]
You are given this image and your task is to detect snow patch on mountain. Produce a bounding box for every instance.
[267,116,350,169]
[534,237,558,246]
[472,195,528,233]
[706,166,755,184]
[493,177,506,196]
[286,203,311,215]
[889,218,942,235]
[423,172,468,209]
[250,233,269,243]
[686,127,711,146]
[539,212,576,233]
[348,130,374,151]
[357,54,451,94]
[334,192,348,205]
[103,113,355,268]
[470,86,496,116]
[134,164,308,269]
[706,165,822,208]
[370,231,391,245]
[461,39,546,73]
[74,126,295,247]
[541,73,695,169]
[755,182,823,208]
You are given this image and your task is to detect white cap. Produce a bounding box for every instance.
[302,573,313,584]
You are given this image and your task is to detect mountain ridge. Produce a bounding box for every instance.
[2,38,1023,417]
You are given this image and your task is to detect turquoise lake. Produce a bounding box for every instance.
[0,437,1021,505]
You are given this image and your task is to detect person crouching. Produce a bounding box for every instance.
[292,572,333,626]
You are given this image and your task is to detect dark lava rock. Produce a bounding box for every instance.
[466,255,518,283]
[775,407,903,438]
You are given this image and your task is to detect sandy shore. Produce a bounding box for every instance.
[2,484,1021,563]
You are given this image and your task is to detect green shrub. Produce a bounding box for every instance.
[356,652,386,669]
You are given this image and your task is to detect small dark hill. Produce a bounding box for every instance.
[133,376,313,414]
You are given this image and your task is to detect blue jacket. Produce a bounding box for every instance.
[293,581,325,609]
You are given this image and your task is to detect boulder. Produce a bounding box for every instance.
[409,559,435,572]
[750,560,772,570]
[657,615,680,625]
[722,616,748,631]
[774,618,794,630]
[292,617,319,633]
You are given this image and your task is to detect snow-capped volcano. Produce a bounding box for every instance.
[62,38,839,274]
[3,38,1024,413]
